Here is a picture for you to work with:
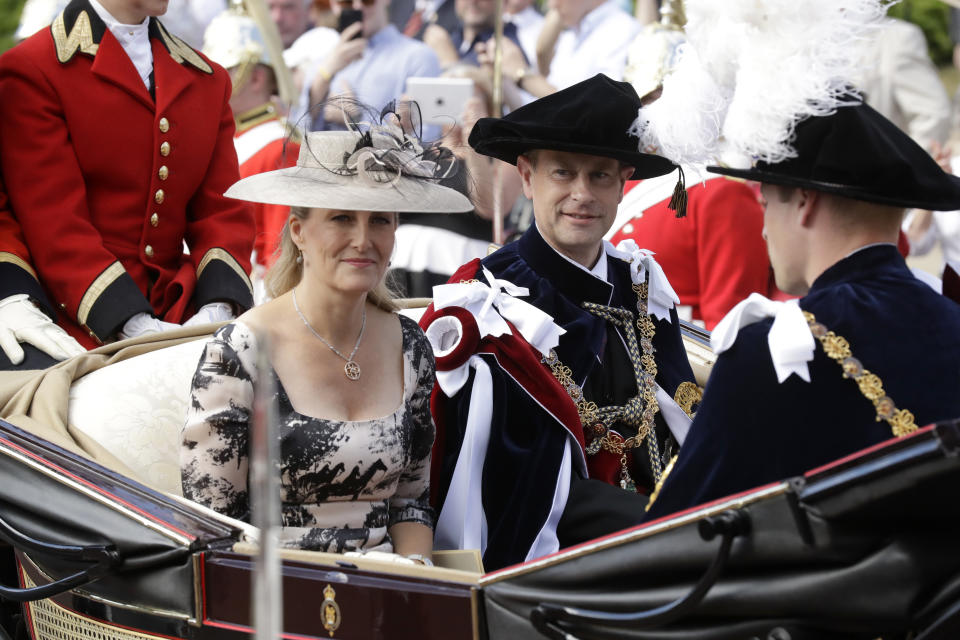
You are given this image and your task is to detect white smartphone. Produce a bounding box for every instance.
[404,77,475,126]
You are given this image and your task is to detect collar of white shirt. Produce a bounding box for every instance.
[88,0,153,90]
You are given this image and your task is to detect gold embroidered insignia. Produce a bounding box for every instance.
[52,10,99,64]
[156,22,212,74]
[321,584,341,637]
[673,381,703,419]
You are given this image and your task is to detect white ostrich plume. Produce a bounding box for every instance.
[630,0,889,169]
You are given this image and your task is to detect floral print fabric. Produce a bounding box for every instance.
[181,315,436,553]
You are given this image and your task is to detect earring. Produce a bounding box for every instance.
[296,249,303,265]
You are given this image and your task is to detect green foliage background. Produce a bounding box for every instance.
[1,0,25,52]
[889,0,954,65]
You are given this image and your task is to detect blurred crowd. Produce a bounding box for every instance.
[6,0,960,330]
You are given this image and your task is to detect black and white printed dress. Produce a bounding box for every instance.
[181,315,436,553]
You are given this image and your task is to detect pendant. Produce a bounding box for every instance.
[619,467,636,492]
[344,360,361,381]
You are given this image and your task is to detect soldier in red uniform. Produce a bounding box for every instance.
[0,0,256,367]
[0,172,85,368]
[202,5,299,300]
[609,174,772,330]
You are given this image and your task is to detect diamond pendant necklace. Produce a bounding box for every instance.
[292,288,366,381]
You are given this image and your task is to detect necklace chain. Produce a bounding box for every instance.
[292,288,366,381]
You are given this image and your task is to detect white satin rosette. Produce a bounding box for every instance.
[427,268,569,558]
[606,239,680,322]
[425,268,566,396]
[711,293,816,383]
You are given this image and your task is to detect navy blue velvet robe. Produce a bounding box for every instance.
[433,226,696,570]
[646,245,960,521]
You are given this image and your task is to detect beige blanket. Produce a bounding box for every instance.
[0,323,220,477]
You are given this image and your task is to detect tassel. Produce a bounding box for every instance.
[667,165,687,218]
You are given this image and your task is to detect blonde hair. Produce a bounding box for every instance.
[265,206,399,312]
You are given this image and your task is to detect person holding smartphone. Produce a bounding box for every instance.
[303,0,441,133]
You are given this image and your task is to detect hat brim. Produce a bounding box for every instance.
[224,166,475,213]
[474,136,677,180]
[708,164,960,211]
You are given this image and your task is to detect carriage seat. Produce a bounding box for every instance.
[68,337,207,496]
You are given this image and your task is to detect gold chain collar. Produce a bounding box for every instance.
[542,281,665,490]
[804,311,918,437]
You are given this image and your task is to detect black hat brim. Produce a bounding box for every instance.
[473,135,677,180]
[708,101,960,212]
[467,74,677,181]
[707,164,960,211]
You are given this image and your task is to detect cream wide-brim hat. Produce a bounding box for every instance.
[224,130,474,214]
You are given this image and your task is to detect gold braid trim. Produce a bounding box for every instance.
[803,311,918,437]
[156,21,213,74]
[0,253,38,280]
[52,10,98,63]
[644,454,678,512]
[77,262,125,326]
[235,103,278,133]
[197,248,253,295]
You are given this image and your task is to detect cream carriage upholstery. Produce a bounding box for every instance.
[36,305,711,502]
[68,337,207,496]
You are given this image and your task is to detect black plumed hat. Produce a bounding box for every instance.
[468,74,677,180]
[709,99,960,211]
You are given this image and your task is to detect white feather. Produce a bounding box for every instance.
[631,0,889,167]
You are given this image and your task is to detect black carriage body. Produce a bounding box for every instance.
[480,420,960,639]
[3,417,960,640]
[0,419,481,640]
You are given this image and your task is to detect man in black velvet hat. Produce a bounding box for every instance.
[644,98,960,521]
[418,74,700,571]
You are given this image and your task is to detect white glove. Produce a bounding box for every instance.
[0,294,86,364]
[342,550,418,565]
[182,302,235,328]
[119,312,181,340]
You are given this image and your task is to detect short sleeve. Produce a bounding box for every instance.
[388,315,437,529]
[181,322,258,521]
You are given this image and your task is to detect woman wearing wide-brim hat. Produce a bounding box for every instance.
[180,120,472,563]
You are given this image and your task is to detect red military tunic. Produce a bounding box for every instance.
[611,174,772,330]
[233,105,299,269]
[0,173,53,316]
[0,0,255,349]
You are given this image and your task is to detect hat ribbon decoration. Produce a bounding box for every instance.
[326,100,459,187]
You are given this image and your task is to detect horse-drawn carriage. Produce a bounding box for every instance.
[0,324,958,640]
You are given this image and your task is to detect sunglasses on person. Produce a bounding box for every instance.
[335,0,377,7]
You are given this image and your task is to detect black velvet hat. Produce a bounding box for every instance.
[468,74,677,180]
[709,99,960,211]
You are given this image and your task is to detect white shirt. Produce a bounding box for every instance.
[536,223,609,281]
[547,0,641,90]
[504,5,544,67]
[89,0,153,90]
[903,156,960,268]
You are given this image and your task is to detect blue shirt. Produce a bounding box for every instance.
[312,24,442,139]
[450,22,527,66]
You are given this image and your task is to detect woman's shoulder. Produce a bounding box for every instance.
[397,313,435,371]
[198,320,261,381]
[209,319,259,351]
